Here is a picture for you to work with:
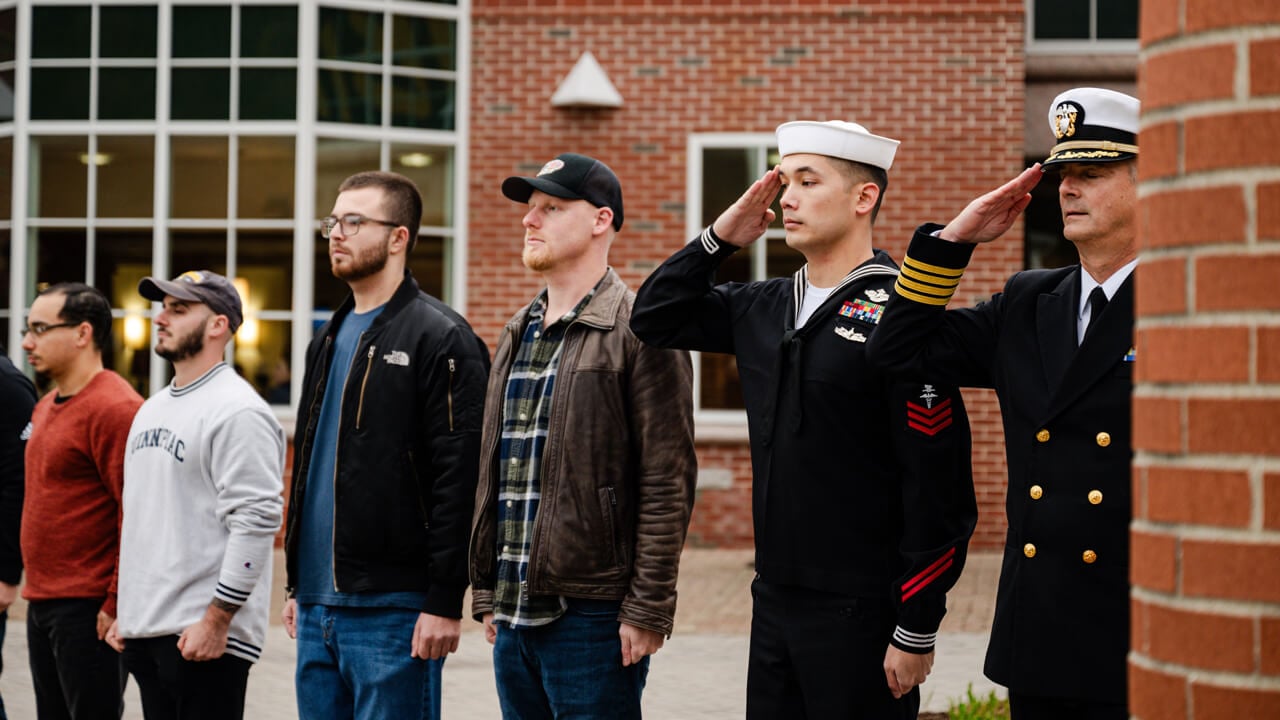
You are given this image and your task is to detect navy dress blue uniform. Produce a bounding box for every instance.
[632,227,977,719]
[866,228,1133,711]
[868,87,1140,719]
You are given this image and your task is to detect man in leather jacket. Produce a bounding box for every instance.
[282,171,489,720]
[469,153,697,719]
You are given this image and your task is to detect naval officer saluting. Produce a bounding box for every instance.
[867,87,1141,719]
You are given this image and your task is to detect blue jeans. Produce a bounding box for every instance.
[294,604,443,720]
[493,598,649,720]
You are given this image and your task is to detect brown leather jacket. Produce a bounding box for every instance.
[469,269,697,636]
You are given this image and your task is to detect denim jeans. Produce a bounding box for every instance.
[121,635,251,720]
[26,598,125,720]
[492,598,649,720]
[294,604,443,720]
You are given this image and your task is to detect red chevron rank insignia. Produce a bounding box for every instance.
[907,386,953,436]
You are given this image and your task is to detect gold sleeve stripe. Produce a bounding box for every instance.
[902,256,965,279]
[896,273,955,297]
[894,282,953,306]
[900,268,960,292]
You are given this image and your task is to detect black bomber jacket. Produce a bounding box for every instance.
[285,271,490,619]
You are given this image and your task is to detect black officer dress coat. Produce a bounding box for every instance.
[632,228,977,647]
[865,226,1133,704]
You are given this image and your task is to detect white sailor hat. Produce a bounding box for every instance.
[1043,87,1139,167]
[776,120,900,171]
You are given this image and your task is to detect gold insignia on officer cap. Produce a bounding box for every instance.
[776,120,901,170]
[1043,87,1140,168]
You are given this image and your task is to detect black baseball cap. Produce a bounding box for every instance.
[138,270,243,333]
[501,153,624,231]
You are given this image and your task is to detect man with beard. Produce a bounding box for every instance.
[468,153,697,719]
[282,171,489,720]
[21,282,141,720]
[108,270,284,720]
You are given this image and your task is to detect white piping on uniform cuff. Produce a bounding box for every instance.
[893,625,937,650]
[698,226,721,254]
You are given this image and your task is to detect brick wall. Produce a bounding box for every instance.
[469,0,1026,549]
[1130,1,1280,717]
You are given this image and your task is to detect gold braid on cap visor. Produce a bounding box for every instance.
[1049,140,1139,155]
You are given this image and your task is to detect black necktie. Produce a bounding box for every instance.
[1085,286,1109,338]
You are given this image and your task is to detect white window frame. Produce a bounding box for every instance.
[6,0,471,423]
[1025,0,1138,55]
[687,132,786,429]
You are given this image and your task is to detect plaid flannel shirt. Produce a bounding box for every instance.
[491,287,597,627]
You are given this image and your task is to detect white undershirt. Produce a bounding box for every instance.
[797,283,834,328]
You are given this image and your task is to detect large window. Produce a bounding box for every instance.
[316,6,456,129]
[688,135,804,417]
[1028,0,1138,51]
[15,1,467,409]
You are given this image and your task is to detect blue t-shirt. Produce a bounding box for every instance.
[296,305,426,610]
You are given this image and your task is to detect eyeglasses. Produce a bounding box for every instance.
[23,321,79,338]
[319,214,401,239]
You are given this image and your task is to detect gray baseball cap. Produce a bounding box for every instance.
[138,270,243,332]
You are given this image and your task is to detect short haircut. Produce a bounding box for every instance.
[337,171,424,251]
[828,157,889,224]
[37,282,113,356]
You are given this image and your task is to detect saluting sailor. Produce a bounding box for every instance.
[632,119,977,719]
[866,87,1140,720]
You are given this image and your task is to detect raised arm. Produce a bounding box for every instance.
[631,169,781,353]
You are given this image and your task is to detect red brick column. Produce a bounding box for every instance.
[1130,2,1280,717]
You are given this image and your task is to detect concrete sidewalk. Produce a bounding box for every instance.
[0,549,1005,718]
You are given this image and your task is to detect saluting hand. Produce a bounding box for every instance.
[711,167,782,248]
[938,164,1043,244]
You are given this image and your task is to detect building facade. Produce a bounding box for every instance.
[1,0,1139,549]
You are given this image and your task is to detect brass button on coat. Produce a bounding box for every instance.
[1088,490,1103,505]
[1096,431,1111,447]
[1023,543,1036,558]
[1082,549,1097,564]
[1036,429,1050,443]
[1030,485,1043,500]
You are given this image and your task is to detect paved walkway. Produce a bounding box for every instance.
[0,549,1005,718]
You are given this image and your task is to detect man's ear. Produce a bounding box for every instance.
[389,226,411,255]
[593,207,615,236]
[208,314,231,340]
[74,322,93,349]
[855,182,881,217]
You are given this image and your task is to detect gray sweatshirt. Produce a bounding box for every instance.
[117,363,284,663]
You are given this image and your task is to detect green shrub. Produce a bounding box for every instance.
[946,685,1010,720]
